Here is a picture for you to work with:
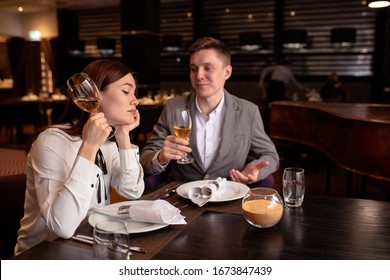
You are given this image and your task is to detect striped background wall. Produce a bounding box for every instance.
[76,1,375,79]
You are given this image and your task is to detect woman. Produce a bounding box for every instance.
[14,60,144,256]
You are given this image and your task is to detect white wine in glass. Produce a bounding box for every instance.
[73,98,100,113]
[172,109,194,164]
[67,73,100,113]
[67,72,115,139]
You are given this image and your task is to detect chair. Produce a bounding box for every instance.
[143,172,170,194]
[0,174,26,259]
[249,173,275,188]
[0,100,42,143]
[245,153,275,188]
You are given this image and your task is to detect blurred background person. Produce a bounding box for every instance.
[258,59,308,132]
[320,72,348,102]
[258,59,308,103]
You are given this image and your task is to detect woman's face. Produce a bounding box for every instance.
[99,73,139,126]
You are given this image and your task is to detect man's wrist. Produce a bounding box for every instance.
[152,151,169,172]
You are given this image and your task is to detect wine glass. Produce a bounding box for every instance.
[172,108,194,164]
[67,72,115,139]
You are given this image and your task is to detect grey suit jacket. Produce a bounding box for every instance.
[140,90,279,182]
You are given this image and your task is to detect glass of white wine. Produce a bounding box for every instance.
[172,108,194,164]
[67,72,115,139]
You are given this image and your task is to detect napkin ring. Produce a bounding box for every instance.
[118,205,131,215]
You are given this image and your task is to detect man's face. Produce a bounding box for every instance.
[189,49,232,99]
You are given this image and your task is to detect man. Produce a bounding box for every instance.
[140,37,279,186]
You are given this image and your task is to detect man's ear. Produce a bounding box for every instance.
[225,64,232,80]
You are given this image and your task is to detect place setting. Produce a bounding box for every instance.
[175,177,250,207]
[69,199,188,259]
[89,199,187,235]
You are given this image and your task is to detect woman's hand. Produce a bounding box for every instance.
[78,112,111,162]
[83,112,111,145]
[114,110,140,149]
[116,110,140,135]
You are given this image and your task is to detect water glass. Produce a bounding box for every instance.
[282,167,305,208]
[93,219,130,260]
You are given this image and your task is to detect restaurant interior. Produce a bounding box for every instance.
[0,0,390,260]
[1,0,389,194]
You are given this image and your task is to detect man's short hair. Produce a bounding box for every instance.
[189,37,231,65]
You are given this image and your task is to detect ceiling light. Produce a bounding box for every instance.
[67,40,85,56]
[97,38,116,57]
[331,28,356,48]
[29,30,41,41]
[368,1,390,8]
[162,35,183,52]
[283,29,307,49]
[239,32,262,51]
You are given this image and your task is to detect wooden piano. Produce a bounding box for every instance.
[269,101,390,196]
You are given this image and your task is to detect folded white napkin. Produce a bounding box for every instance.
[93,200,186,225]
[188,177,227,207]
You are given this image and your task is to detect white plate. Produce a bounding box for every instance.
[88,201,168,234]
[176,180,250,202]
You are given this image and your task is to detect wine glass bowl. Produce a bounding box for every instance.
[67,72,115,139]
[67,73,100,113]
[172,109,194,164]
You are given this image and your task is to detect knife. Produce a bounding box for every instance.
[72,234,147,253]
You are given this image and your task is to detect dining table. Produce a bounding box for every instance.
[0,97,69,143]
[13,181,390,260]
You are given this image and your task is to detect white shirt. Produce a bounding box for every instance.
[195,95,225,170]
[14,127,144,256]
[150,95,225,173]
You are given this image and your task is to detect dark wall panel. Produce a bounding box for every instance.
[121,34,160,85]
[121,0,159,32]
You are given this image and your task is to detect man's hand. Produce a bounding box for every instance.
[229,161,269,185]
[157,135,192,165]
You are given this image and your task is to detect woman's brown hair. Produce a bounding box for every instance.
[26,59,134,153]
